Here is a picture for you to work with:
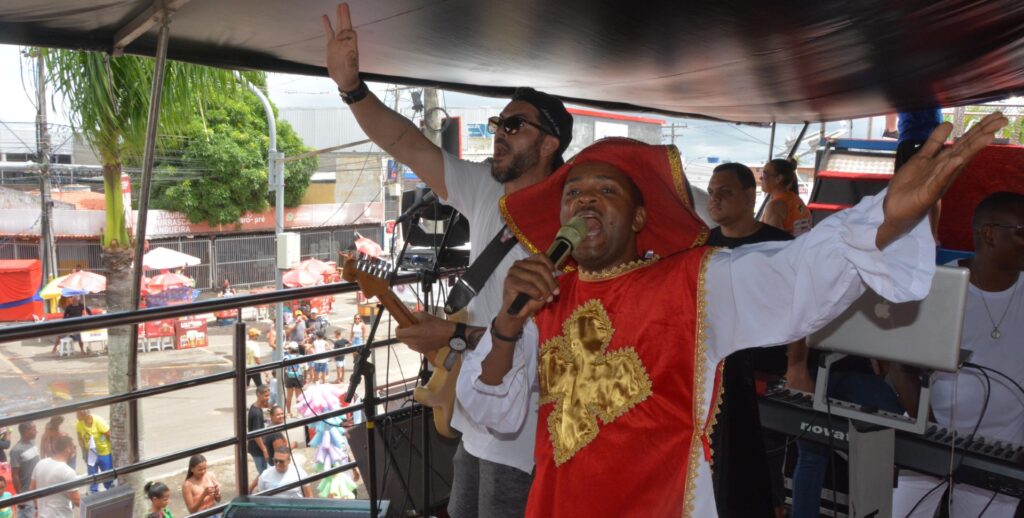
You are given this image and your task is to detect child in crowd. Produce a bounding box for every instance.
[144,481,173,518]
[0,477,13,518]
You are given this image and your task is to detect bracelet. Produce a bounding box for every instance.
[490,317,523,343]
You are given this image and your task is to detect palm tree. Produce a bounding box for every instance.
[43,48,258,501]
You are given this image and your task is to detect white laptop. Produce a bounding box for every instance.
[808,265,970,372]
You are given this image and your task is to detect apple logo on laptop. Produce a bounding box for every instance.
[874,301,891,319]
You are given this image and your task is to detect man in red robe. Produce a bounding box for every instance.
[457,113,1008,517]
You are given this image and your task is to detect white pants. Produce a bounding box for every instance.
[893,472,1019,517]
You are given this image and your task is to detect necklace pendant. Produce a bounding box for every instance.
[992,328,1001,340]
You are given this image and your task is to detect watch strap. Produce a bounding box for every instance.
[338,80,370,105]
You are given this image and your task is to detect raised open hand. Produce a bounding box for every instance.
[321,3,361,91]
[876,111,1009,249]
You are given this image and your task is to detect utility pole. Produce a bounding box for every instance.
[34,50,58,283]
[423,88,443,147]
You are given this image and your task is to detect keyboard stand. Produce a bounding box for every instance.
[813,352,934,517]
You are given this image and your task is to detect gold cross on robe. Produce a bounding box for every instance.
[539,299,653,465]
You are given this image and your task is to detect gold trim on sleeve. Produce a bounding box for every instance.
[683,247,718,518]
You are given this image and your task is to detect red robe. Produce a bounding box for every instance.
[526,248,723,517]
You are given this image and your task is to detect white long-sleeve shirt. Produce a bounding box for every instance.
[458,188,936,517]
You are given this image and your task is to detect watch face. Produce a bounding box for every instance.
[449,337,468,352]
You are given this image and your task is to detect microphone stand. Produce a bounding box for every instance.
[345,303,386,517]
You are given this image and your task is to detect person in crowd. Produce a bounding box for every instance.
[760,158,812,236]
[323,4,575,513]
[288,310,307,345]
[39,416,76,470]
[0,425,9,464]
[309,308,328,335]
[218,279,235,297]
[144,481,173,518]
[248,386,272,475]
[332,329,351,384]
[283,343,305,418]
[245,328,264,387]
[458,113,1007,517]
[10,423,40,517]
[349,315,366,347]
[0,477,12,518]
[75,409,113,492]
[890,191,1024,517]
[54,296,89,355]
[182,454,221,514]
[254,447,312,498]
[705,162,795,518]
[30,435,79,518]
[311,330,331,384]
[262,406,300,457]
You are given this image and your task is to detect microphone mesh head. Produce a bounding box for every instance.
[556,216,588,249]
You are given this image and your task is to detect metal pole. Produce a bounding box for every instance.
[233,321,250,495]
[767,122,777,162]
[241,77,285,405]
[35,51,58,284]
[127,12,171,469]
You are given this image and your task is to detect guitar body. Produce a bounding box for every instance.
[341,254,462,439]
[413,346,461,438]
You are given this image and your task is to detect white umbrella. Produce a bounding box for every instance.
[143,247,201,270]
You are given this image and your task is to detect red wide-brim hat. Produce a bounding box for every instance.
[500,137,709,270]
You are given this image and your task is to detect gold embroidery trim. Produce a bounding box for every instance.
[539,299,653,466]
[667,144,688,208]
[703,360,726,465]
[578,255,660,282]
[683,247,717,518]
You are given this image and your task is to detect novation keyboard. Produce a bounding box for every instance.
[758,388,1024,497]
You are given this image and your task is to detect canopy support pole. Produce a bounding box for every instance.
[127,10,172,468]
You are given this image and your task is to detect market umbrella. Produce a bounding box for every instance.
[58,271,107,294]
[354,235,382,259]
[40,274,71,300]
[143,247,201,270]
[146,272,193,293]
[296,258,336,275]
[283,267,323,288]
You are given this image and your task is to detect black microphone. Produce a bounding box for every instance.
[396,190,439,224]
[506,216,587,315]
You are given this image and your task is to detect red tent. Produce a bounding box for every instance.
[0,260,45,321]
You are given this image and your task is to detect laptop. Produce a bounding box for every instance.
[808,265,970,372]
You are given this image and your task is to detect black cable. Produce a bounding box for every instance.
[964,363,1024,402]
[976,490,998,517]
[904,364,992,517]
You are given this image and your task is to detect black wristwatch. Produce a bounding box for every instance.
[448,322,468,353]
[338,80,370,105]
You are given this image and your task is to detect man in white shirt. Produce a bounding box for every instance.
[460,114,1008,516]
[323,4,575,515]
[256,447,313,498]
[30,435,80,518]
[891,191,1024,517]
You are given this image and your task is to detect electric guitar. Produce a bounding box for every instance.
[341,253,461,439]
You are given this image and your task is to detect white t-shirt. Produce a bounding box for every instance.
[32,457,77,518]
[440,150,533,473]
[257,464,308,498]
[312,339,330,364]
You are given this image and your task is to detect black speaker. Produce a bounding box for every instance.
[349,406,459,518]
[223,496,388,517]
[441,116,462,158]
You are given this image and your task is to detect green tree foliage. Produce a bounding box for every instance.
[152,91,317,225]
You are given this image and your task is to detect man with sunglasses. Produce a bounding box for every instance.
[255,447,313,499]
[323,4,574,516]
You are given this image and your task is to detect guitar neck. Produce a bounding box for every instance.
[375,291,418,328]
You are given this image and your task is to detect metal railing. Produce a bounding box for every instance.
[0,271,424,515]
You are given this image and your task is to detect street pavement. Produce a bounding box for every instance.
[0,291,425,516]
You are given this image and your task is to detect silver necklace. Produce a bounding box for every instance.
[978,281,1019,340]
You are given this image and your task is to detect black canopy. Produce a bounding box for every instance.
[2,0,1023,123]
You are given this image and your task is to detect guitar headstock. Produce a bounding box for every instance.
[341,253,395,301]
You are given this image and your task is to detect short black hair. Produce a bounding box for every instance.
[972,191,1024,230]
[712,162,757,190]
[275,446,291,455]
[18,422,33,434]
[144,481,169,499]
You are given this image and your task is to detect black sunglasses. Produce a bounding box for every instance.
[488,115,554,137]
[273,458,288,465]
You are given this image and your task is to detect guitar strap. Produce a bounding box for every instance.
[443,225,518,315]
